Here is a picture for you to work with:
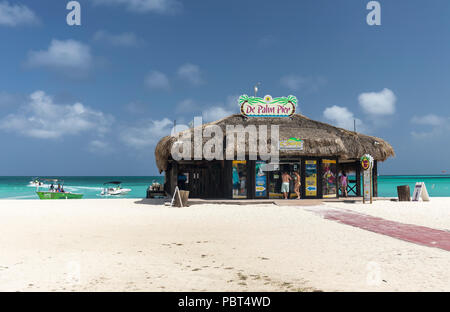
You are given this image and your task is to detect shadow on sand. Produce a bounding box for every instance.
[133,198,168,206]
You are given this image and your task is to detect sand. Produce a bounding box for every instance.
[0,198,449,292]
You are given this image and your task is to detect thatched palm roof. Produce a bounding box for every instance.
[155,114,395,173]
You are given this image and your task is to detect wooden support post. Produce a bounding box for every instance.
[169,161,178,196]
[356,162,361,197]
[248,160,255,199]
[336,158,340,198]
[373,160,378,197]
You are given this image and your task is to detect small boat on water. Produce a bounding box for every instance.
[29,178,44,187]
[101,181,131,196]
[36,179,83,200]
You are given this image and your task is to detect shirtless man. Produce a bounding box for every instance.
[281,172,292,199]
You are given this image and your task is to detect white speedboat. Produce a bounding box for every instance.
[29,178,44,187]
[100,181,131,196]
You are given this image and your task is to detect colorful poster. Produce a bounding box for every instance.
[255,161,267,197]
[322,159,337,198]
[305,160,317,197]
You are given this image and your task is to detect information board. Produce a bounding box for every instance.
[412,182,430,202]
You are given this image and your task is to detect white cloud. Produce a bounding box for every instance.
[26,39,93,77]
[145,70,170,90]
[0,1,39,26]
[0,91,113,139]
[224,94,240,108]
[120,118,173,148]
[358,88,396,116]
[125,101,150,114]
[176,99,198,113]
[175,95,239,121]
[411,130,438,140]
[93,30,142,47]
[411,114,447,126]
[410,114,449,139]
[280,74,325,93]
[202,95,240,122]
[177,63,204,86]
[203,106,234,122]
[323,105,363,132]
[92,0,181,14]
[88,140,113,154]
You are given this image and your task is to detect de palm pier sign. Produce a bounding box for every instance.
[239,95,298,117]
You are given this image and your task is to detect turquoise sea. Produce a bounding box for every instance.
[0,175,448,199]
[377,175,450,197]
[0,176,164,200]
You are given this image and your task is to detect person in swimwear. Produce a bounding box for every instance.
[281,172,292,199]
[293,171,301,199]
[340,171,348,197]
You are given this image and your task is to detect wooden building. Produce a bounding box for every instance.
[155,114,394,199]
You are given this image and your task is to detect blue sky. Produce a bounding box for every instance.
[0,0,449,176]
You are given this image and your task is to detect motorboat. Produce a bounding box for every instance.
[36,179,83,199]
[100,181,131,196]
[29,178,44,187]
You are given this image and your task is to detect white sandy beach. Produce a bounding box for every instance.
[0,198,449,292]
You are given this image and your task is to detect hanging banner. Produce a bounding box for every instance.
[279,137,304,150]
[255,161,267,197]
[239,94,297,117]
[305,160,317,197]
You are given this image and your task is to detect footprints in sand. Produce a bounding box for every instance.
[158,241,317,291]
[161,242,186,248]
[224,270,316,291]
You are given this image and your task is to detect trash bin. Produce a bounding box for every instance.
[397,185,411,201]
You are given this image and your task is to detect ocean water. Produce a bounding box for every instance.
[378,175,450,197]
[0,175,448,199]
[0,176,164,200]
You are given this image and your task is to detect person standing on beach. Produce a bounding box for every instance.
[340,171,348,197]
[281,172,292,199]
[232,166,240,197]
[293,171,301,199]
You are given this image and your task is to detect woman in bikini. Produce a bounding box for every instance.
[340,171,348,197]
[294,171,301,199]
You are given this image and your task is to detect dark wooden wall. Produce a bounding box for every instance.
[165,157,380,199]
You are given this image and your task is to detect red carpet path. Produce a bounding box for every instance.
[307,207,450,252]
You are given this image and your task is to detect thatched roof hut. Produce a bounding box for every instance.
[155,113,394,173]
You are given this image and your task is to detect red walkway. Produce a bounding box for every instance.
[307,207,450,252]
